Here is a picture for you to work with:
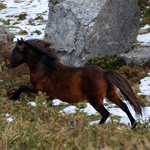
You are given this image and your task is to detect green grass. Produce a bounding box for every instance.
[0,92,150,150]
[5,26,20,29]
[0,18,10,25]
[16,13,28,21]
[0,59,150,149]
[0,60,150,149]
[0,2,6,10]
[18,29,28,35]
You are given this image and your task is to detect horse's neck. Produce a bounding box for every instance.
[26,55,42,70]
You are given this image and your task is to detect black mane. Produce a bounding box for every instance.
[25,39,61,71]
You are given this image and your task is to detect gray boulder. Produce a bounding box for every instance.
[0,25,14,44]
[44,0,140,66]
[119,46,150,65]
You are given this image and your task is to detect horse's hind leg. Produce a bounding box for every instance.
[97,105,110,124]
[89,97,110,124]
[106,86,137,129]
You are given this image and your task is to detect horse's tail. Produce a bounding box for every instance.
[105,70,144,115]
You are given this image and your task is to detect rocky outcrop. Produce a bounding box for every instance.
[44,0,140,66]
[0,25,14,44]
[119,46,150,65]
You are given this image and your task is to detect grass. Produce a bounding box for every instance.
[137,0,150,27]
[0,1,150,149]
[0,92,150,150]
[5,26,20,29]
[16,13,28,21]
[0,2,6,10]
[0,49,150,149]
[0,18,10,25]
[18,29,28,35]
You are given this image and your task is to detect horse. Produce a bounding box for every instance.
[5,38,144,129]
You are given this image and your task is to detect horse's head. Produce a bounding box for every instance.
[5,38,26,68]
[5,38,61,71]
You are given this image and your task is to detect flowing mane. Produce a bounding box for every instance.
[25,39,62,71]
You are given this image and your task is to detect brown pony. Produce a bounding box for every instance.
[5,38,144,129]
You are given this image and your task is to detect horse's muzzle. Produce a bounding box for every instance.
[5,58,12,68]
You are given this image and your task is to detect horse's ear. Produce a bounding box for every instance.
[17,38,25,51]
[21,37,24,42]
[17,38,22,45]
[17,38,24,45]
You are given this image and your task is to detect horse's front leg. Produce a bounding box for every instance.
[10,85,38,100]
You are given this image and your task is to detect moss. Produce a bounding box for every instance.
[17,13,28,21]
[0,2,6,10]
[0,18,10,25]
[5,26,20,29]
[18,29,28,35]
[6,15,16,18]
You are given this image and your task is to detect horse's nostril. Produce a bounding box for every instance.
[5,58,12,68]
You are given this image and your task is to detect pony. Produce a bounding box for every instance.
[5,38,144,129]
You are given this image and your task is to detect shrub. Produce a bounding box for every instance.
[118,65,148,83]
[85,55,126,71]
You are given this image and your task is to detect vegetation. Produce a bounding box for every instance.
[137,0,150,27]
[85,55,126,71]
[16,13,28,21]
[0,92,150,150]
[0,2,6,10]
[18,29,28,35]
[0,18,10,25]
[85,56,148,84]
[1,43,150,149]
[0,1,150,149]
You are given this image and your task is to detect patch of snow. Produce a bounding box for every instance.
[43,101,46,105]
[138,72,150,95]
[6,117,13,122]
[80,103,98,116]
[141,24,150,29]
[6,114,14,122]
[0,0,49,41]
[89,120,99,125]
[137,33,150,46]
[59,106,78,114]
[53,99,68,106]
[27,102,37,107]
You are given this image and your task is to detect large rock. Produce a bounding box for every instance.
[44,0,140,66]
[0,25,14,44]
[119,46,150,65]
